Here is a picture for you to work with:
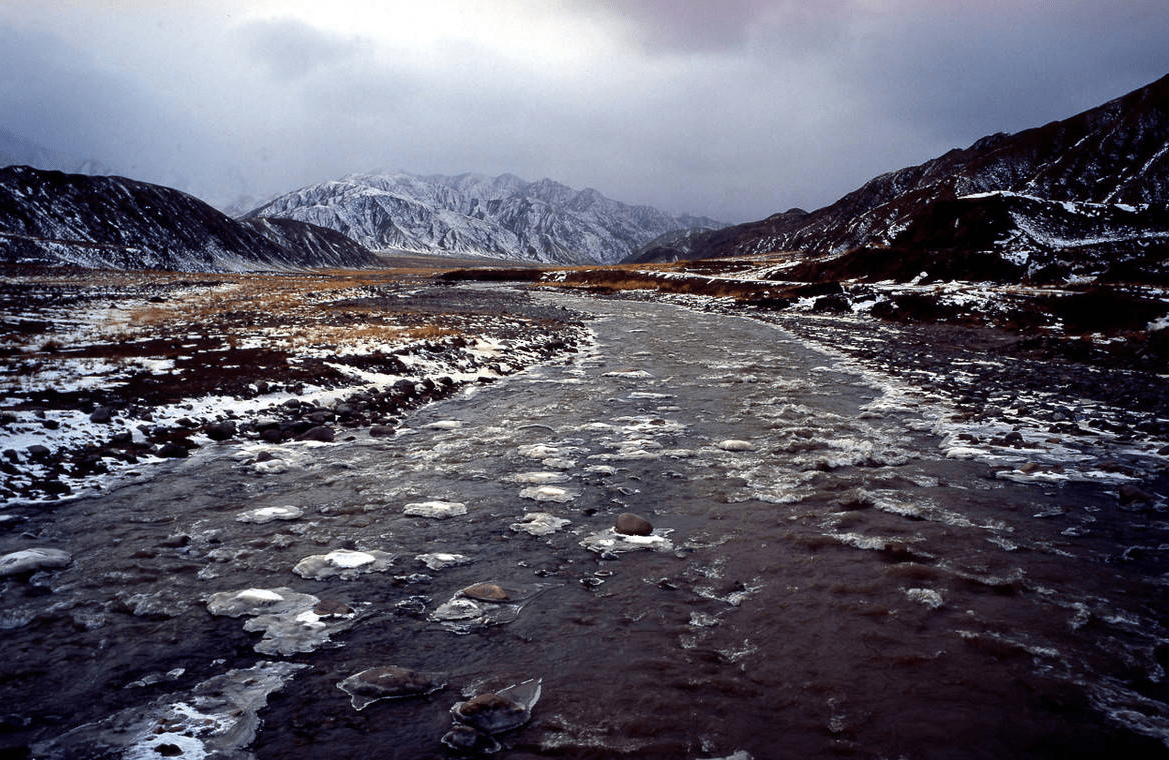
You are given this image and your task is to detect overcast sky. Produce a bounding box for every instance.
[2,1,1167,222]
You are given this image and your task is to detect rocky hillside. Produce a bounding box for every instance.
[0,166,380,271]
[682,73,1169,283]
[243,171,723,265]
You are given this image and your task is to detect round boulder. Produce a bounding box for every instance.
[614,512,654,536]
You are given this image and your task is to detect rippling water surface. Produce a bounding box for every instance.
[4,292,1167,759]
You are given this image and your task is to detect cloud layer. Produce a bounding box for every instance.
[2,0,1167,221]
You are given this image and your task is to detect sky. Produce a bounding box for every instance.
[1,1,1167,223]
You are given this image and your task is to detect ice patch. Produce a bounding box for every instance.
[905,588,944,609]
[519,485,578,503]
[510,512,572,536]
[403,500,468,519]
[236,505,303,524]
[716,439,755,452]
[293,549,394,580]
[580,527,675,554]
[416,552,471,570]
[511,471,570,485]
[206,587,361,655]
[0,547,72,576]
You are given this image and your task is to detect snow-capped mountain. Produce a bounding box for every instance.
[243,172,723,265]
[683,73,1169,282]
[0,166,380,271]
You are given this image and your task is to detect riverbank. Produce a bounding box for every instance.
[0,266,588,503]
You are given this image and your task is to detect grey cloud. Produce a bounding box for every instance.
[235,17,366,82]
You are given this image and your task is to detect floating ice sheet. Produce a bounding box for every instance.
[31,661,306,760]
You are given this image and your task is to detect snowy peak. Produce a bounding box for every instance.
[244,171,724,264]
[0,166,380,272]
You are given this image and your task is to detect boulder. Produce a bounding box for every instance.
[205,421,237,441]
[297,425,335,443]
[89,406,114,424]
[614,512,653,536]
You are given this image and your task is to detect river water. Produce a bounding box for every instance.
[4,291,1168,759]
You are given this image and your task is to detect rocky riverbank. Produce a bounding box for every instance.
[0,266,588,503]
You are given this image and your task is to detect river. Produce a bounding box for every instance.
[4,290,1167,759]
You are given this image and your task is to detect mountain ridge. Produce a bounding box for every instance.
[0,166,380,272]
[243,171,724,265]
[678,73,1169,281]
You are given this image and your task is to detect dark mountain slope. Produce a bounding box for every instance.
[686,74,1169,279]
[0,166,378,272]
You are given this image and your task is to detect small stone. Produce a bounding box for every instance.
[614,512,653,536]
[369,425,395,438]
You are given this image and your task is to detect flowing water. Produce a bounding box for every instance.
[4,292,1168,759]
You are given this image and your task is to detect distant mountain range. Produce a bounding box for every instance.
[0,166,378,271]
[241,172,724,265]
[668,73,1169,284]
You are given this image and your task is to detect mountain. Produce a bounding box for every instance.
[0,166,380,271]
[242,171,724,265]
[682,74,1169,283]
